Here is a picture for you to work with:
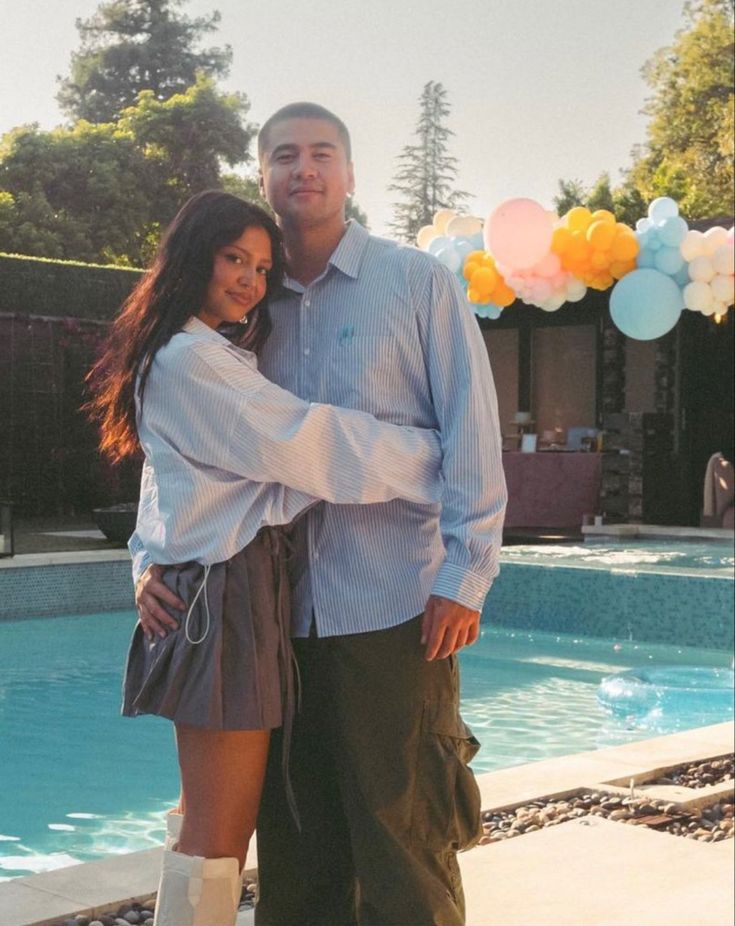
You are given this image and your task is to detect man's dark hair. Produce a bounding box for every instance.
[258,102,352,162]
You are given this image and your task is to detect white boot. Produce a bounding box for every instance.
[153,848,241,926]
[163,810,183,850]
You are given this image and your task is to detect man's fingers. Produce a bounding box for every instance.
[466,619,480,647]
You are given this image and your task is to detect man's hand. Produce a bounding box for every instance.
[135,564,184,641]
[421,595,481,661]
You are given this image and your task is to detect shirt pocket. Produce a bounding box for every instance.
[319,334,396,414]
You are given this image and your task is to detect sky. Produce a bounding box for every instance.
[0,0,689,236]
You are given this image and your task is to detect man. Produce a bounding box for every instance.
[136,102,506,926]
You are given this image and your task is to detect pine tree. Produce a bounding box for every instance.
[57,0,232,123]
[388,82,469,242]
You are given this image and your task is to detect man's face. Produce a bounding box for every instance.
[259,117,355,229]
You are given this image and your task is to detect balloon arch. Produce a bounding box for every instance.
[417,197,734,340]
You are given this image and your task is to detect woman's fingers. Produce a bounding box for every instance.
[135,564,183,639]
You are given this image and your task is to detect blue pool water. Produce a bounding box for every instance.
[1,611,732,880]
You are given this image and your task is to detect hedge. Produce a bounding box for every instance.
[0,253,142,320]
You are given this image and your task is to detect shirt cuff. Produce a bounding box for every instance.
[130,546,152,586]
[430,561,493,612]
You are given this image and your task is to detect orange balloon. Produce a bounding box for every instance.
[568,231,590,261]
[466,250,487,263]
[495,283,517,307]
[566,206,593,234]
[552,226,573,254]
[610,227,639,261]
[463,260,480,282]
[590,249,611,269]
[467,287,483,304]
[587,220,617,251]
[472,266,498,295]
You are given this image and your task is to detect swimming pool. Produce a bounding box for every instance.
[488,539,734,649]
[1,611,732,880]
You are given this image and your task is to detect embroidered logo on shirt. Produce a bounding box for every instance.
[338,325,356,346]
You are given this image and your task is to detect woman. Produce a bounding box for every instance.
[88,191,442,926]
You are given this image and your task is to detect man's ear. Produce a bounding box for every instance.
[258,172,266,197]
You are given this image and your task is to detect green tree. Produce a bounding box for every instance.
[57,0,232,123]
[0,79,254,264]
[630,0,734,218]
[389,82,469,242]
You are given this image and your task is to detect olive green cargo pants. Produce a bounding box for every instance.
[255,615,483,926]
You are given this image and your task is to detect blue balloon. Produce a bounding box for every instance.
[454,237,475,261]
[427,235,450,256]
[674,265,691,287]
[658,215,688,247]
[610,269,684,340]
[637,248,656,269]
[636,217,652,234]
[473,302,503,320]
[648,197,679,224]
[647,231,662,252]
[470,232,485,250]
[636,228,651,249]
[654,245,685,276]
[434,246,461,274]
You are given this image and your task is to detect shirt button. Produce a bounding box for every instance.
[304,300,311,307]
[304,347,311,356]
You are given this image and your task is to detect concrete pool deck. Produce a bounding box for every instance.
[3,721,732,926]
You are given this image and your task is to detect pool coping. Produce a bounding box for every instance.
[582,523,735,542]
[3,721,732,926]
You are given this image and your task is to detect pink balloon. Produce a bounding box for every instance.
[533,252,561,277]
[485,198,554,270]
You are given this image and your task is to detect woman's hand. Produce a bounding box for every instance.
[135,564,184,641]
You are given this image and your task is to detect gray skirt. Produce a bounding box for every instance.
[122,527,294,732]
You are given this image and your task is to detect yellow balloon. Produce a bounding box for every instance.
[416,225,437,250]
[591,209,616,225]
[433,209,457,235]
[566,207,593,234]
[587,221,617,251]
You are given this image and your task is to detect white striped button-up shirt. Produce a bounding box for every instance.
[258,221,506,637]
[129,316,443,570]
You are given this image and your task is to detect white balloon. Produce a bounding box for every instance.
[680,230,706,262]
[416,225,437,250]
[703,226,729,255]
[683,280,714,313]
[566,279,587,302]
[446,215,483,237]
[688,255,716,283]
[710,274,735,306]
[433,209,457,235]
[711,243,735,276]
[700,300,718,317]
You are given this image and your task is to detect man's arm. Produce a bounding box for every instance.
[415,259,508,659]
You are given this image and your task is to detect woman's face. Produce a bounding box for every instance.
[198,225,273,329]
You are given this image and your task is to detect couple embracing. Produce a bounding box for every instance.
[90,101,506,926]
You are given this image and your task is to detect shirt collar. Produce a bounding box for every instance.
[283,220,370,291]
[182,316,224,340]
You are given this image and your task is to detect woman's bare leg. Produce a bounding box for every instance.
[174,724,270,870]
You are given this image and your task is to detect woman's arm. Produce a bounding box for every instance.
[143,338,443,507]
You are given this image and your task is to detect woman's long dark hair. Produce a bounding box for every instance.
[87,191,284,463]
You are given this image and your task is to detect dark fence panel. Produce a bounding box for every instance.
[0,256,143,517]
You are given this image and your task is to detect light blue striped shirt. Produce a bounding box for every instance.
[258,221,506,637]
[129,316,443,571]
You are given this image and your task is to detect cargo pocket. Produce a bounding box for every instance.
[410,700,483,852]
